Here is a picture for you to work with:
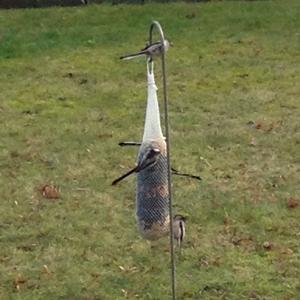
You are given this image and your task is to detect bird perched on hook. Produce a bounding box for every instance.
[173,215,186,250]
[120,40,171,61]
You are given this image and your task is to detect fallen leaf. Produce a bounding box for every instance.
[13,274,26,291]
[43,264,51,274]
[255,122,262,129]
[250,137,257,146]
[121,289,128,297]
[263,241,273,251]
[287,197,298,209]
[40,184,60,199]
[119,265,125,271]
[281,247,293,256]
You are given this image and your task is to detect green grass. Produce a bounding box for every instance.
[0,1,300,299]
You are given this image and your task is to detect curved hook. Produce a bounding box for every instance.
[149,21,166,50]
[146,21,167,74]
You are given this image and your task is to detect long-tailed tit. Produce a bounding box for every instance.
[117,142,202,181]
[112,147,160,186]
[173,215,186,250]
[120,40,171,61]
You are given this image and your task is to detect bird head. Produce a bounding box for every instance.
[174,214,187,222]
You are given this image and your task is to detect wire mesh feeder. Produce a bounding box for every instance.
[136,61,170,240]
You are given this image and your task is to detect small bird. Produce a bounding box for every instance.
[120,40,171,61]
[112,147,160,186]
[173,215,187,250]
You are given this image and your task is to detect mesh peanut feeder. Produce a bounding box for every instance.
[136,62,170,240]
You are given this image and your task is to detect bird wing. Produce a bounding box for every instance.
[140,41,161,51]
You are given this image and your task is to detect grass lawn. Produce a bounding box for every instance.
[0,1,299,299]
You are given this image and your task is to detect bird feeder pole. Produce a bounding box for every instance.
[149,21,176,300]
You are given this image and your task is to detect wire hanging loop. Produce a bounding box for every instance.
[147,58,154,77]
[149,21,176,300]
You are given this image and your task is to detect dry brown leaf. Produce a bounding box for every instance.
[43,264,51,274]
[250,137,257,147]
[287,197,298,209]
[40,184,60,199]
[13,274,26,291]
[121,289,128,297]
[281,247,294,256]
[255,122,262,129]
[262,241,273,251]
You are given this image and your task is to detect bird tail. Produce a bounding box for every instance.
[112,166,137,186]
[120,51,147,60]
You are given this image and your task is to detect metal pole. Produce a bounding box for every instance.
[149,21,176,300]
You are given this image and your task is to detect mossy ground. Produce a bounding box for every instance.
[0,1,299,299]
